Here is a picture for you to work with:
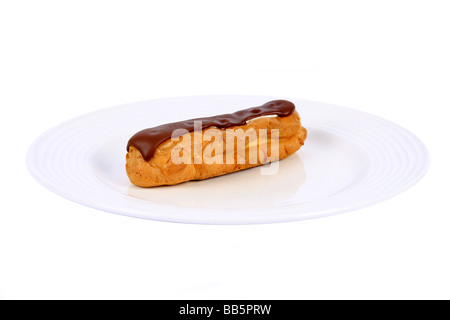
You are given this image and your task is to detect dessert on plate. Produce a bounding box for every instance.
[126,100,307,187]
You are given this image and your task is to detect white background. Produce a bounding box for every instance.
[1,0,449,299]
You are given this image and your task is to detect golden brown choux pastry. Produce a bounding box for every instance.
[126,100,307,187]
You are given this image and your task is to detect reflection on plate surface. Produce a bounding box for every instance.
[127,153,306,209]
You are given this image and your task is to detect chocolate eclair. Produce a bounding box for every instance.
[126,100,307,187]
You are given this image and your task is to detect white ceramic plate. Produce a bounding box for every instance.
[27,95,429,224]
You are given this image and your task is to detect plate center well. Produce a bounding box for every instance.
[90,127,369,210]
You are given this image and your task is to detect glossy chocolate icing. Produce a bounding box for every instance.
[127,100,295,161]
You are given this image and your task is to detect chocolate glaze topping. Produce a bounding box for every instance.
[127,100,295,161]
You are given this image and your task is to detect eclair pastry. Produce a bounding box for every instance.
[126,100,307,187]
